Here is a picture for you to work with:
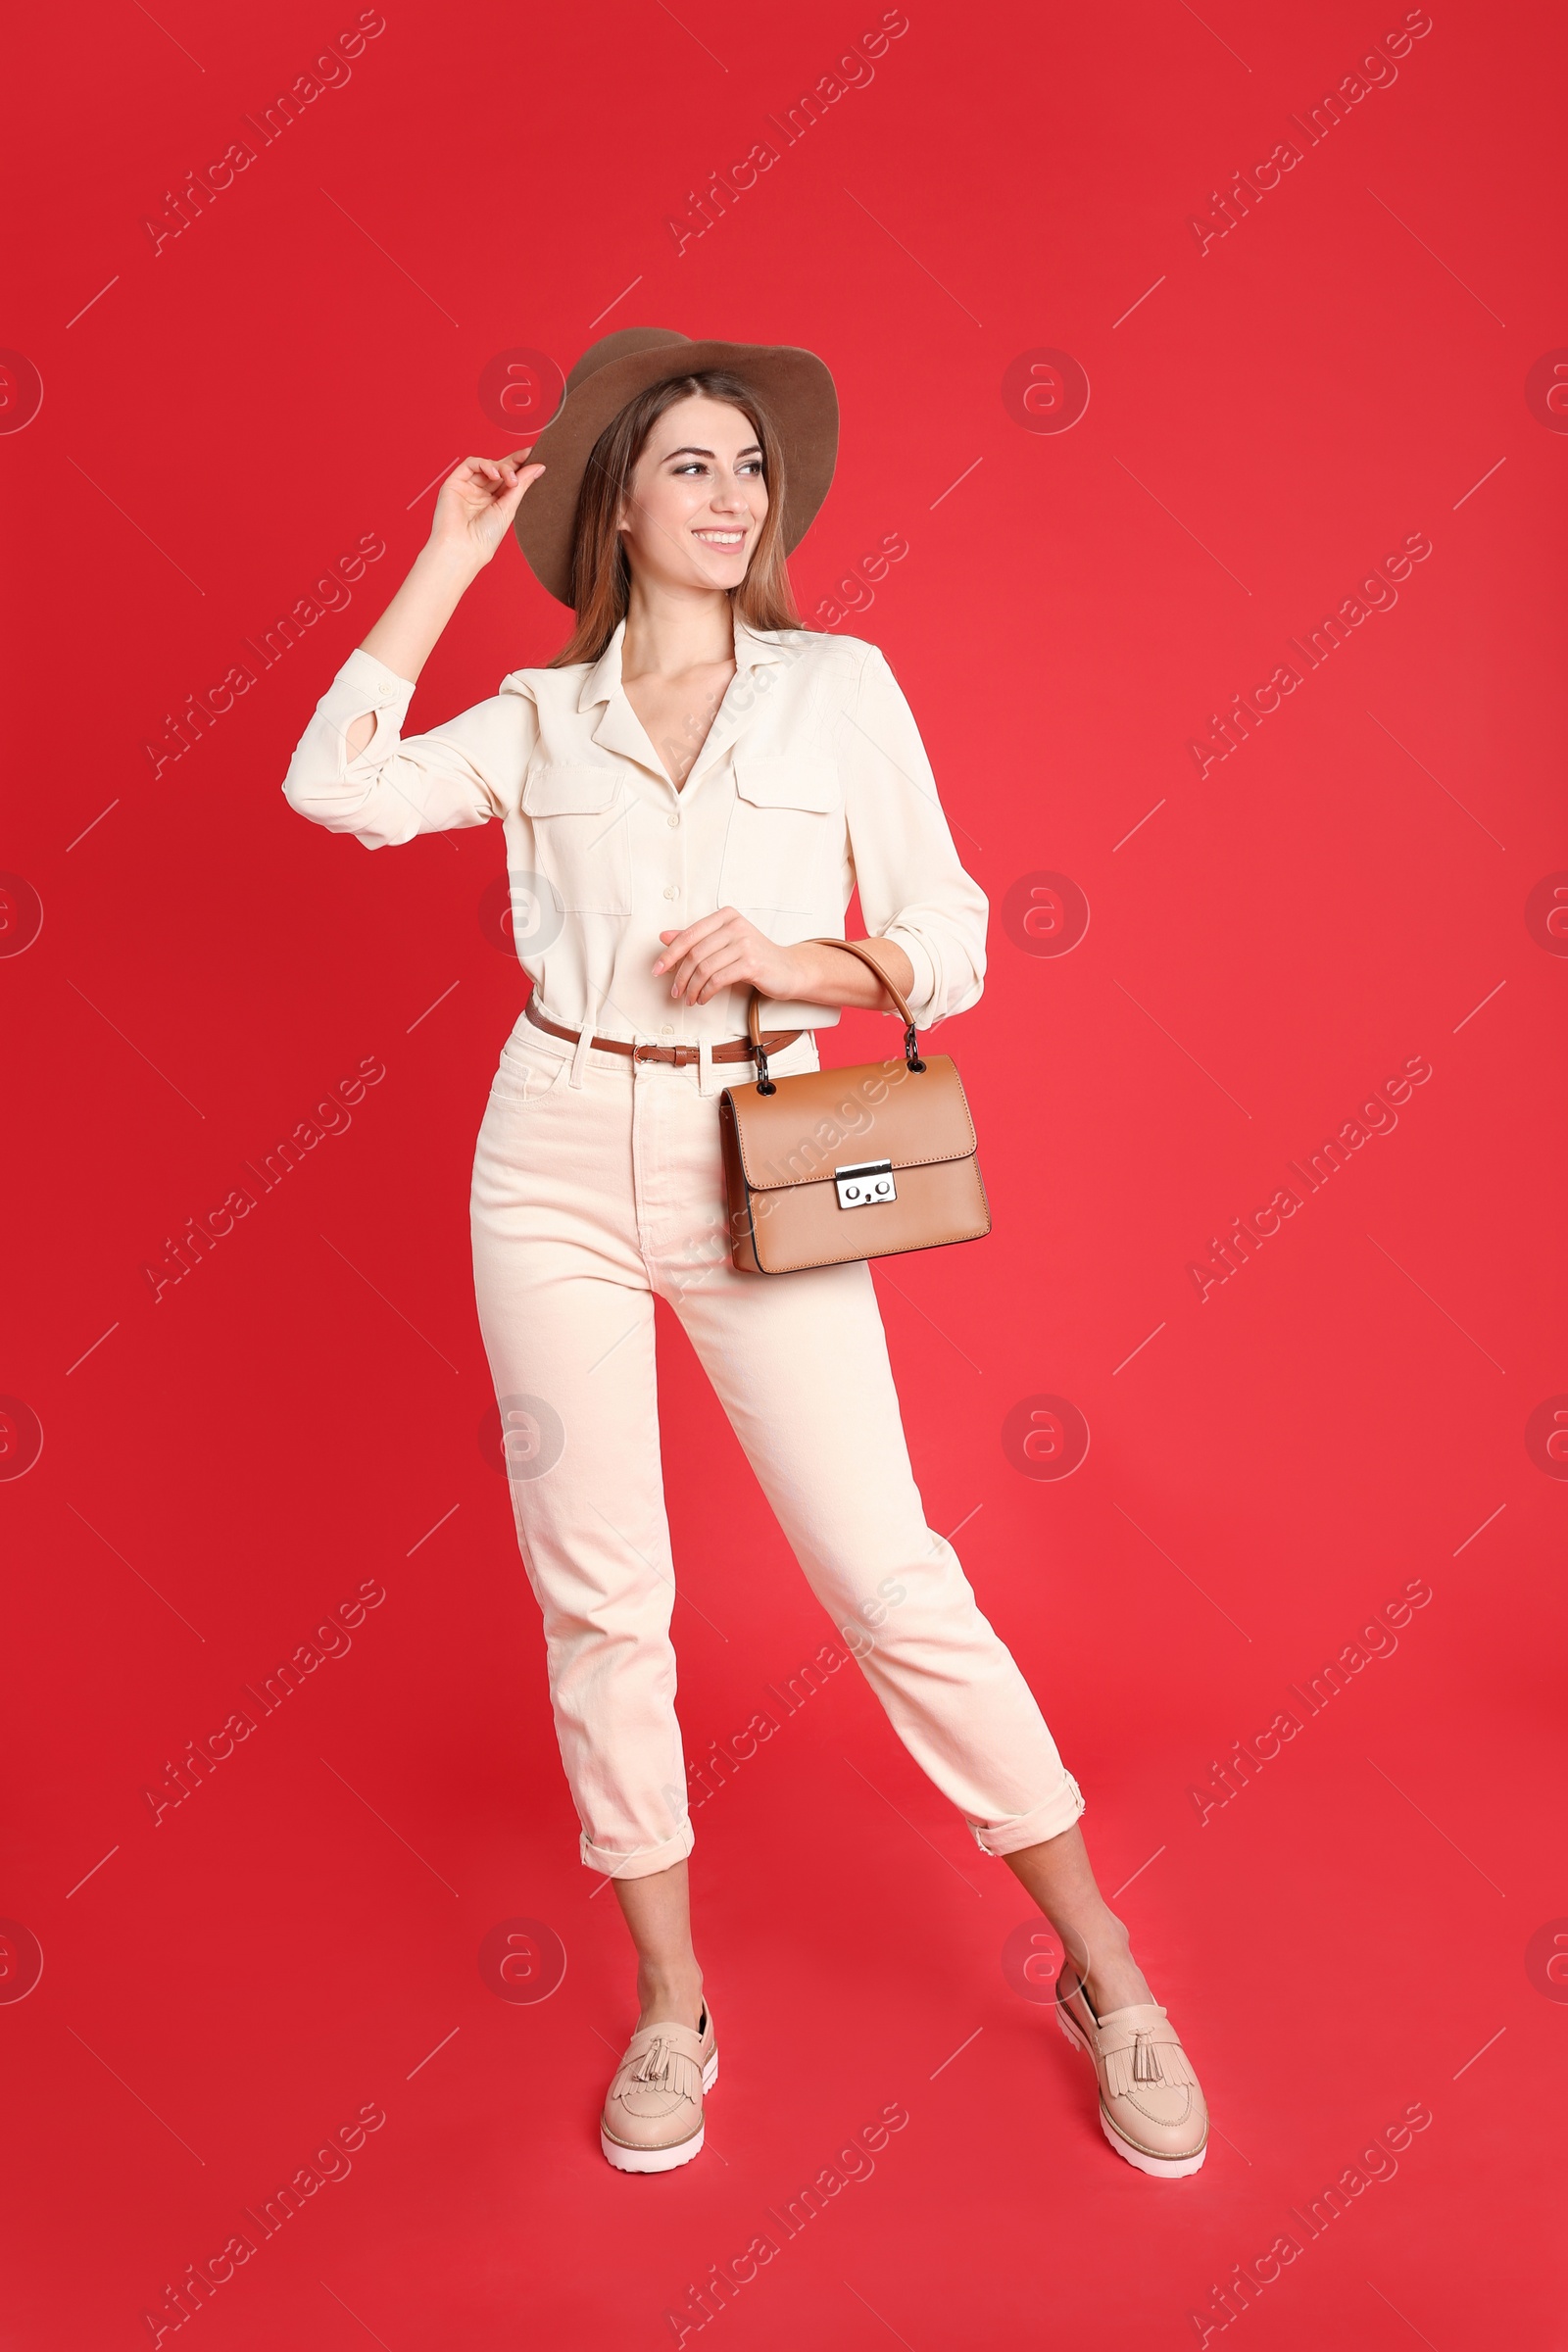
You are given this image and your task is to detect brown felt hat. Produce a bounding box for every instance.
[512,327,838,607]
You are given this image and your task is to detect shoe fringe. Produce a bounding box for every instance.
[1103,2032,1198,2100]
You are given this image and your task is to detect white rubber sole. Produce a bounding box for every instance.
[1055,2004,1207,2179]
[601,2050,718,2175]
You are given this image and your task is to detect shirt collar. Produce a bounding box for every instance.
[577,612,792,711]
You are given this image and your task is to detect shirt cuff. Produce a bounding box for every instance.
[879,926,938,1027]
[336,644,416,698]
[317,647,416,766]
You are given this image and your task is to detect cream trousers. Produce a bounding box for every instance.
[469,1008,1085,1880]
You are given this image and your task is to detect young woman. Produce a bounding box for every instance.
[282,329,1208,2180]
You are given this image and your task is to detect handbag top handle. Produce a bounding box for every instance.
[745,937,927,1095]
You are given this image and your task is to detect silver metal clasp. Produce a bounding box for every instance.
[835,1158,897,1209]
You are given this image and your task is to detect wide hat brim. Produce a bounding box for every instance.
[511,327,838,607]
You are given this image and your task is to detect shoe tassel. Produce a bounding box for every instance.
[1103,2031,1198,2100]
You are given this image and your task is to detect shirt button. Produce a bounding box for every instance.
[667,812,680,828]
[663,884,679,900]
[660,1024,673,1037]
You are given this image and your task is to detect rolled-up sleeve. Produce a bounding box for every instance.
[838,644,988,1028]
[281,645,536,850]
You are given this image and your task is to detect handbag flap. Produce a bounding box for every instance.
[724,1055,976,1193]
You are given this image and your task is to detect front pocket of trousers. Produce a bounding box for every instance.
[489,1050,562,1105]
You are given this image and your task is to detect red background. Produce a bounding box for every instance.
[3,1,1564,2344]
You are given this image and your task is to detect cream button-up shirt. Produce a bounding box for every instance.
[281,614,987,1044]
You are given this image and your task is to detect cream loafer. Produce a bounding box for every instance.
[1055,1965,1207,2179]
[601,2004,717,2174]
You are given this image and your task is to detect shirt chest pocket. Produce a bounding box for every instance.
[717,751,839,917]
[520,763,633,914]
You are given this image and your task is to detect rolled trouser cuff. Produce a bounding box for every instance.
[966,1771,1086,1856]
[580,1820,695,1880]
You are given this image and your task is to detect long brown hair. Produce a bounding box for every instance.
[547,369,801,667]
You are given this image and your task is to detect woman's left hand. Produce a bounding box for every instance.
[653,909,805,1005]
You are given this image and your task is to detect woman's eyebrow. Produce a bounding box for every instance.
[661,443,763,461]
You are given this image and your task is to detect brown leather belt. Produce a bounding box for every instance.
[525,992,804,1066]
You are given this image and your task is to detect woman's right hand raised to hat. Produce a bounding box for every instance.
[351,450,545,705]
[429,450,545,568]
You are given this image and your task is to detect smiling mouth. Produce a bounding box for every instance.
[693,528,747,547]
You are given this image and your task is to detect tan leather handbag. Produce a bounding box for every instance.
[717,938,992,1275]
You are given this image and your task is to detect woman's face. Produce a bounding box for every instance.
[615,394,767,596]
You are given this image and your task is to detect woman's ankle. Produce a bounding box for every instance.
[635,1965,705,2030]
[1059,1911,1151,2013]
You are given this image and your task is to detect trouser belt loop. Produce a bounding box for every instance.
[569,985,604,1090]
